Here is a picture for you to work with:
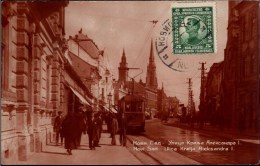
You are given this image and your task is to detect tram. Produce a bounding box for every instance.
[118,94,145,132]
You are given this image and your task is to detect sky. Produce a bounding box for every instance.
[65,1,228,108]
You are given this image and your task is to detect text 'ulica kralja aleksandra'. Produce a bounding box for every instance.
[132,140,239,152]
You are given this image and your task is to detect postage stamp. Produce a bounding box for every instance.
[155,1,217,72]
[171,2,217,54]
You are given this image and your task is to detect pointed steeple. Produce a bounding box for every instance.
[146,39,158,90]
[162,82,164,90]
[121,48,126,63]
[149,39,155,62]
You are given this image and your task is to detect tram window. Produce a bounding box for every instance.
[125,103,131,112]
[131,102,142,112]
[125,101,143,112]
[130,102,135,112]
[138,103,142,112]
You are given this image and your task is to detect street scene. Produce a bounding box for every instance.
[1,0,259,165]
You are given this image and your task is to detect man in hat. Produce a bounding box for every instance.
[54,111,64,146]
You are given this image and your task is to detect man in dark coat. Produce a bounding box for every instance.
[75,109,87,148]
[110,114,118,145]
[92,113,101,147]
[87,110,95,150]
[118,112,127,146]
[95,112,103,147]
[62,111,77,155]
[105,112,113,137]
[54,111,64,146]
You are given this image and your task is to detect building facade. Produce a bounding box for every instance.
[157,84,167,118]
[1,1,69,162]
[1,2,96,163]
[67,30,114,112]
[205,61,224,125]
[222,1,259,132]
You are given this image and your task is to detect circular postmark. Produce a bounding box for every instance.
[155,18,189,72]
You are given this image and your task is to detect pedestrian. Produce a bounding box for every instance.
[54,111,64,146]
[110,113,118,145]
[75,109,87,148]
[87,112,95,150]
[62,111,77,155]
[118,112,127,146]
[105,112,112,137]
[93,113,101,147]
[96,112,103,146]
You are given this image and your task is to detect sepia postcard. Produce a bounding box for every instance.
[1,0,259,165]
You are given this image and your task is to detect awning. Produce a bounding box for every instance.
[111,107,117,113]
[69,86,92,106]
[100,105,117,113]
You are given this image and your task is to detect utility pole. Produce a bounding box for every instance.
[186,78,193,116]
[199,62,207,105]
[198,62,207,128]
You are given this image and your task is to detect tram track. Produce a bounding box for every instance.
[125,133,201,165]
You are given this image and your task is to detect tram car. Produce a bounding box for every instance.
[118,94,145,132]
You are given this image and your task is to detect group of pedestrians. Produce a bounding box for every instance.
[54,108,127,155]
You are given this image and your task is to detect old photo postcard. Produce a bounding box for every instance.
[1,0,259,165]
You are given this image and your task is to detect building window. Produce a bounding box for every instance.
[1,20,9,91]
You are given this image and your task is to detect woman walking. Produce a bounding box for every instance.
[62,111,77,155]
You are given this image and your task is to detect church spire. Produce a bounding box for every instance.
[122,48,126,63]
[162,82,164,90]
[146,39,158,90]
[149,39,155,62]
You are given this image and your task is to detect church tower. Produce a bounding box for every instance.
[118,49,128,83]
[146,39,158,90]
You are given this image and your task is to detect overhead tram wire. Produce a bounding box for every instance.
[132,5,170,69]
[132,26,154,68]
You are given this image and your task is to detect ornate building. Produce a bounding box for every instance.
[66,29,115,112]
[145,39,158,117]
[222,1,259,132]
[1,2,69,162]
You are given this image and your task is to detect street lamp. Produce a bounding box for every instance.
[107,92,112,111]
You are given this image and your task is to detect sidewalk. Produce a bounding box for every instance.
[166,118,259,145]
[7,133,142,165]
